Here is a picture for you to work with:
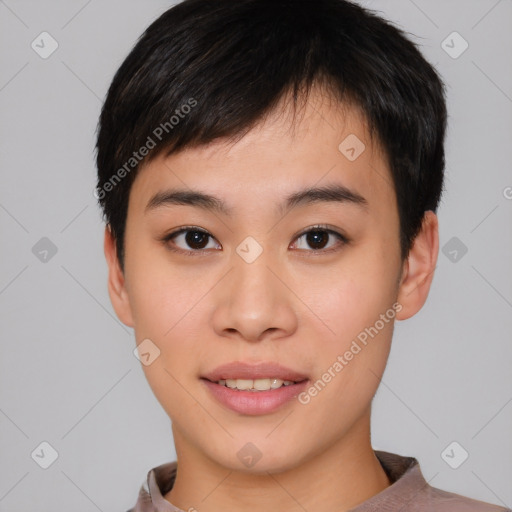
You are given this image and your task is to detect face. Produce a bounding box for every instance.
[105,88,438,473]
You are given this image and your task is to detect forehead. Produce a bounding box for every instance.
[130,87,395,218]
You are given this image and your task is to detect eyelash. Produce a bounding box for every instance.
[160,224,350,257]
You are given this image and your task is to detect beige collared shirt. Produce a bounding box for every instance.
[127,450,510,512]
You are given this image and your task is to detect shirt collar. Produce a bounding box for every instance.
[349,450,429,511]
[136,450,429,512]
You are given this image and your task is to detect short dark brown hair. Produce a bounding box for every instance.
[95,0,447,271]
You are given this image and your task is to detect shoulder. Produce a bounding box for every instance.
[372,450,509,512]
[425,485,510,512]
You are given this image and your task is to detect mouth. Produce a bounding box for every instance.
[200,362,310,415]
[206,377,306,391]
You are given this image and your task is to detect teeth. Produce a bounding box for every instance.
[217,378,295,391]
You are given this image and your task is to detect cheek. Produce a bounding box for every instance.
[303,259,396,342]
[130,272,208,419]
[298,267,397,423]
[125,242,202,337]
[125,247,212,378]
[295,247,399,400]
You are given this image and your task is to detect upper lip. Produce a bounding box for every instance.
[202,362,309,382]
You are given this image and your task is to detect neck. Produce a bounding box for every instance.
[165,410,391,512]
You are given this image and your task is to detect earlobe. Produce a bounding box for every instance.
[396,211,439,321]
[103,226,135,327]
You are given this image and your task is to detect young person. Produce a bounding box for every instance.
[95,0,510,510]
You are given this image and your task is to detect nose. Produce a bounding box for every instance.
[211,249,298,343]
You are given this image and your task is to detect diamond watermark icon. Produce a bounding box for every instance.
[31,441,59,469]
[134,338,161,366]
[32,237,58,263]
[442,236,468,263]
[237,442,263,468]
[31,31,59,59]
[441,441,469,469]
[441,31,468,59]
[338,134,366,161]
[236,236,263,264]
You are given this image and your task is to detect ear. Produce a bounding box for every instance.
[396,210,439,321]
[103,226,135,327]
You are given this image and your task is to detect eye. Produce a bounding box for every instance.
[290,225,348,253]
[162,226,221,254]
[161,224,349,256]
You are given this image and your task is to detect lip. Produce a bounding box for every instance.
[201,361,309,382]
[201,361,309,415]
[201,379,309,415]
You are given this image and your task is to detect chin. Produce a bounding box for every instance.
[203,439,306,475]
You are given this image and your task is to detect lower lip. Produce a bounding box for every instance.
[201,379,309,415]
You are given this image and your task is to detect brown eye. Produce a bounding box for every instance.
[163,227,221,253]
[184,230,210,249]
[305,230,330,250]
[292,226,348,252]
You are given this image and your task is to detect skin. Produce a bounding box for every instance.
[104,86,439,512]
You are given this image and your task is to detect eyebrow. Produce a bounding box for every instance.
[144,183,368,216]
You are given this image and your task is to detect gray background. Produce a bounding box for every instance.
[1,0,511,510]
